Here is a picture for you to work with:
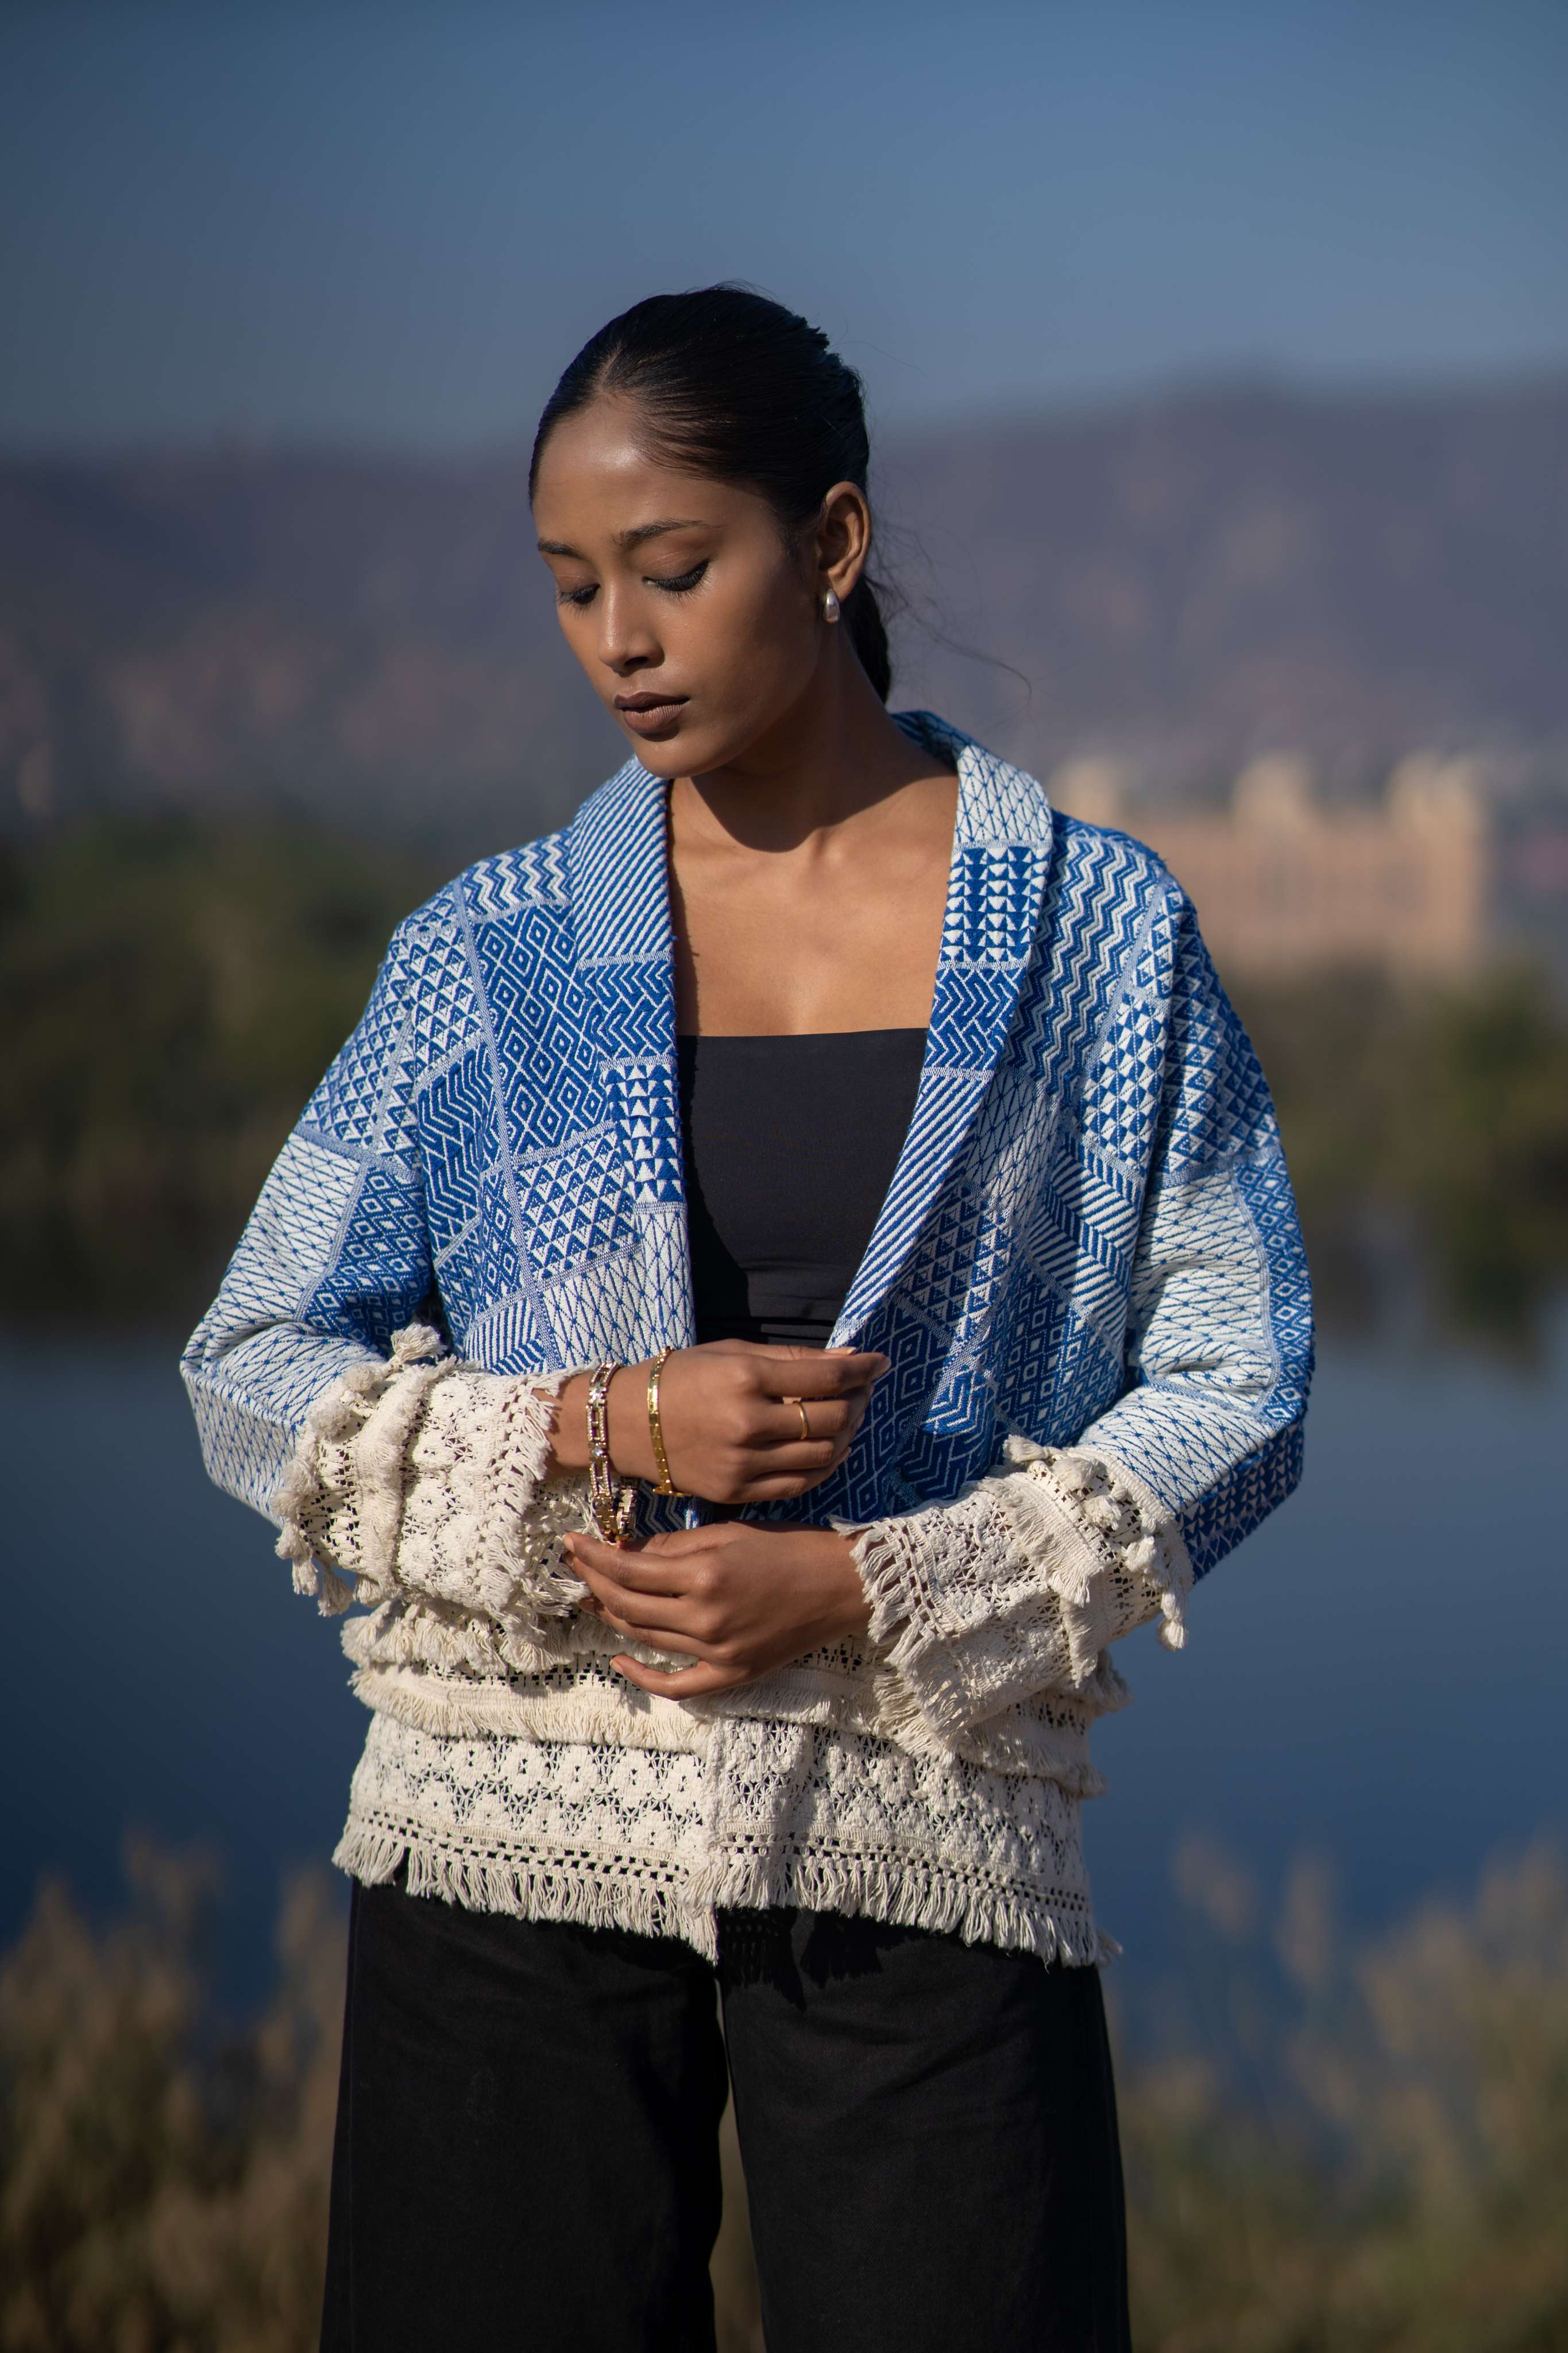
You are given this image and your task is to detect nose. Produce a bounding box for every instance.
[595,582,660,677]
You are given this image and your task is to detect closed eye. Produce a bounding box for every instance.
[555,560,708,609]
[649,562,708,595]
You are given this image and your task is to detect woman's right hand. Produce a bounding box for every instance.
[550,1340,889,1507]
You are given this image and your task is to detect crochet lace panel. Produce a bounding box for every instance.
[847,1436,1192,1743]
[269,1325,1192,1959]
[335,1707,1109,1968]
[272,1326,1189,1735]
[270,1323,591,1636]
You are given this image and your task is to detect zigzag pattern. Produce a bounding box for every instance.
[588,965,678,1062]
[183,715,1312,1581]
[419,1051,496,1236]
[464,834,571,924]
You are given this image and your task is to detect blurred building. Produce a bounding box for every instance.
[1053,753,1489,976]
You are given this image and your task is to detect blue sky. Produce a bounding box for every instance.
[1,0,1563,447]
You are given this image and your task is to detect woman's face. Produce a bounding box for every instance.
[532,393,844,778]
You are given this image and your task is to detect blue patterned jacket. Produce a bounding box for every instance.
[183,712,1312,1580]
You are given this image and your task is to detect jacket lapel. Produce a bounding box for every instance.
[562,718,1055,1359]
[565,756,696,1354]
[832,713,1055,1343]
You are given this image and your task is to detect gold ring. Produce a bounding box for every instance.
[795,1399,811,1443]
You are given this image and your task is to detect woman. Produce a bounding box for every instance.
[184,286,1312,2352]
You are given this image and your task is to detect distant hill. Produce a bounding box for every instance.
[3,376,1565,853]
[889,377,1568,792]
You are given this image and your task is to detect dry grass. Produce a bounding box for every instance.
[2,1841,1565,2351]
[1123,1843,1568,2352]
[0,1841,341,2353]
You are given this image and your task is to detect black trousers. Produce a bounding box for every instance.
[321,1878,1130,2353]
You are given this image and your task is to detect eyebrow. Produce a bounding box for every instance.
[536,518,706,557]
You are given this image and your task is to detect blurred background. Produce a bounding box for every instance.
[3,3,1566,2347]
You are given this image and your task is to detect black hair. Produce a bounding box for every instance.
[530,285,894,701]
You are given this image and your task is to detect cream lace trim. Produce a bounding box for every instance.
[270,1323,590,1636]
[847,1437,1192,1744]
[271,1325,1189,1788]
[334,1637,1118,1795]
[333,1707,1114,1967]
[268,1329,1193,1962]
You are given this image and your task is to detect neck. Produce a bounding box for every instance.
[672,644,940,857]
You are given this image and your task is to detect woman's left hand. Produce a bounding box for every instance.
[562,1522,871,1699]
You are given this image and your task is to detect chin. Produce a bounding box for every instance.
[618,715,731,780]
[616,736,685,778]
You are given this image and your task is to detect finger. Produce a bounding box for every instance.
[735,1419,845,1465]
[768,1437,849,1472]
[747,1383,879,1440]
[751,1351,889,1400]
[566,1537,706,1595]
[563,1532,646,1577]
[724,1445,842,1486]
[748,1397,859,1446]
[598,1611,718,1658]
[752,1341,854,1360]
[731,1472,851,1503]
[566,1525,708,1564]
[611,1654,751,1699]
[696,1339,874,1365]
[583,1581,705,1637]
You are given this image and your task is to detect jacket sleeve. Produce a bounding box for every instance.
[845,890,1312,1742]
[180,915,589,1633]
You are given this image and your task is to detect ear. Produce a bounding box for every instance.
[813,481,872,604]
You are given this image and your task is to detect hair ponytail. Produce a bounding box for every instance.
[531,286,896,701]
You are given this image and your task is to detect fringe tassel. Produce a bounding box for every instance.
[346,1664,719,1755]
[1026,1443,1195,1656]
[331,1815,1115,1971]
[271,1356,385,1615]
[341,1592,661,1680]
[843,1515,975,1744]
[344,1650,1109,1795]
[332,1816,727,1958]
[271,1324,452,1613]
[269,1328,590,1629]
[346,1355,449,1603]
[697,1842,1112,1969]
[841,1439,1195,1749]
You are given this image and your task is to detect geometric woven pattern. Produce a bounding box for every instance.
[183,710,1312,1580]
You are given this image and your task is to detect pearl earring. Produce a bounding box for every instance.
[822,588,841,623]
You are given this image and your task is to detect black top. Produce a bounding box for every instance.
[677,1030,927,1349]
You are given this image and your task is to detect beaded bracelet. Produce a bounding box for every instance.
[586,1359,638,1545]
[645,1345,683,1496]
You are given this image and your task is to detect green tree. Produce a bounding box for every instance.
[0,815,437,1318]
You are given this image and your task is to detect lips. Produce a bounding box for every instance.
[614,692,687,739]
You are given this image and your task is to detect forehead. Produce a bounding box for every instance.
[531,394,766,539]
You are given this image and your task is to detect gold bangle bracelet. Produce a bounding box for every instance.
[646,1345,683,1496]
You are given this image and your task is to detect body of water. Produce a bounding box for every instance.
[5,1326,1564,2010]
